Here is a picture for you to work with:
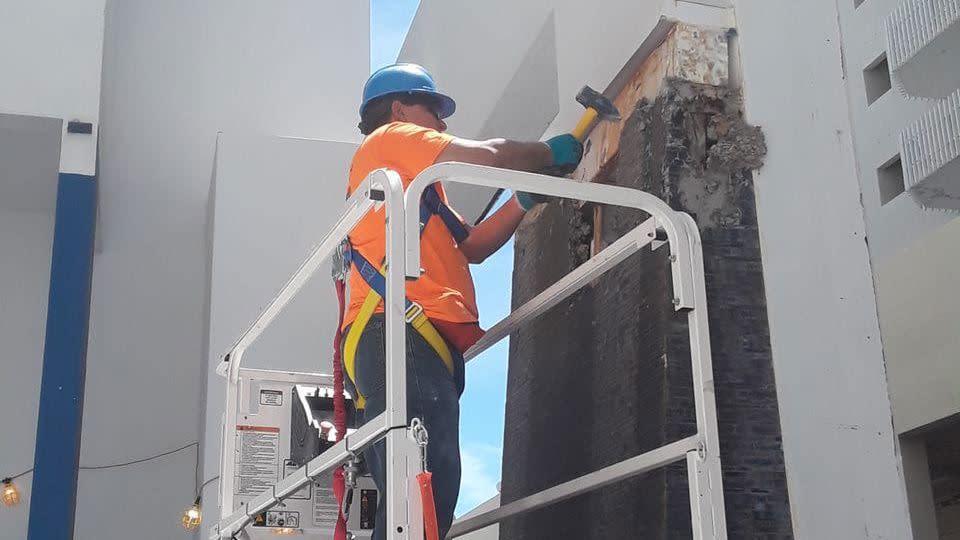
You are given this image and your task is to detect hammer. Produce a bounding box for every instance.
[535,85,621,178]
[570,85,621,142]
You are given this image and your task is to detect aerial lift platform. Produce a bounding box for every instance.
[211,163,727,539]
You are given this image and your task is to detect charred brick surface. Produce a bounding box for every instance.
[499,80,792,539]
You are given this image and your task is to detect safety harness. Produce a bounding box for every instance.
[330,183,468,540]
[340,184,468,409]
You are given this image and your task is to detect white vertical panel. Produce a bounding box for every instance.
[727,1,913,538]
[76,2,369,539]
[0,0,104,176]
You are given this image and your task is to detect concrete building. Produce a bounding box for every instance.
[400,0,959,538]
[1,1,369,539]
[2,0,957,539]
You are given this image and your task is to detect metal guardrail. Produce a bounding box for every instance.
[211,163,728,540]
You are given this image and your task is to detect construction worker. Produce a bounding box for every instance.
[342,63,583,540]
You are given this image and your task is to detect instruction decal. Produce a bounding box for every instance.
[313,469,339,528]
[283,459,311,500]
[234,425,279,496]
[252,510,300,528]
[259,389,283,406]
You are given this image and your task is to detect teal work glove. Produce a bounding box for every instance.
[516,134,585,209]
[515,191,547,211]
[543,133,584,176]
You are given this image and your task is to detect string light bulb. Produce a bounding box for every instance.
[2,478,20,507]
[181,497,202,530]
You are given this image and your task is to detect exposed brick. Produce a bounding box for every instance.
[501,81,792,539]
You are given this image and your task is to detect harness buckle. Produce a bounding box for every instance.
[332,239,352,281]
[404,302,424,323]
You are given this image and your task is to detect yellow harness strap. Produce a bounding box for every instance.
[342,267,455,410]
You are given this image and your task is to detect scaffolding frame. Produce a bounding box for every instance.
[211,163,727,539]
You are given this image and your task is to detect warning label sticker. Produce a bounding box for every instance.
[252,510,301,528]
[260,389,283,406]
[283,460,311,500]
[313,469,339,528]
[234,425,279,496]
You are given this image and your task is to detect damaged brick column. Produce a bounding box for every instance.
[499,25,792,540]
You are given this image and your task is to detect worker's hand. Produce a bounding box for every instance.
[515,191,549,211]
[517,134,584,210]
[543,134,584,176]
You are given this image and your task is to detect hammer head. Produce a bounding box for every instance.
[576,85,621,121]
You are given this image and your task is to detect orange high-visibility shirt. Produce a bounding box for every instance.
[343,122,479,330]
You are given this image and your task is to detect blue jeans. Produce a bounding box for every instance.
[345,314,464,540]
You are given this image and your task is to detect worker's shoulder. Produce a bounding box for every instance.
[353,122,413,157]
[369,121,433,141]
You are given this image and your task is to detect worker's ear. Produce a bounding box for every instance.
[391,99,406,122]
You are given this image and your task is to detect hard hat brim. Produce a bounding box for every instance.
[359,89,457,120]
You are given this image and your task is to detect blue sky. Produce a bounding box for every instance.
[370,0,512,516]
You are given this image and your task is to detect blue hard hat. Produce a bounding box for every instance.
[360,63,456,119]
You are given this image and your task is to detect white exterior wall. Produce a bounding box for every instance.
[837,0,955,262]
[399,0,732,221]
[403,1,914,538]
[0,0,104,175]
[74,2,368,539]
[734,2,911,537]
[203,134,359,514]
[835,0,960,436]
[401,0,730,141]
[0,119,61,540]
[0,211,56,540]
[0,2,102,537]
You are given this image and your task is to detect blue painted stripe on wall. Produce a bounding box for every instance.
[28,173,97,540]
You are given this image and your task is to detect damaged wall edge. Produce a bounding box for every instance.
[500,21,790,539]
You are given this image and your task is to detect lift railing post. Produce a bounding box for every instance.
[374,168,421,540]
[218,347,245,517]
[211,173,402,538]
[401,163,729,539]
[680,214,727,540]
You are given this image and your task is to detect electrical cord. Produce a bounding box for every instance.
[197,475,219,499]
[79,441,199,471]
[3,469,33,482]
[4,440,200,480]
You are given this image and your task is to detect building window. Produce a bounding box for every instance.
[865,53,893,105]
[878,155,905,205]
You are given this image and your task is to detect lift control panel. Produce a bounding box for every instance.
[225,369,377,538]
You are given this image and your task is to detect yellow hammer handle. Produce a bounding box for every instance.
[570,108,599,142]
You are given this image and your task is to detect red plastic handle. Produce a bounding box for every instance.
[418,472,440,540]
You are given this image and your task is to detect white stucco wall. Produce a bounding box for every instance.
[835,0,960,440]
[0,112,61,538]
[400,0,664,221]
[734,2,911,538]
[77,2,368,539]
[0,0,104,175]
[836,0,956,263]
[400,0,731,221]
[875,217,960,434]
[401,0,729,142]
[202,134,358,513]
[0,211,56,540]
[403,0,914,537]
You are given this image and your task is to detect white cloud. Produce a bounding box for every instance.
[456,443,502,517]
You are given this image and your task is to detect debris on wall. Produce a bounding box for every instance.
[501,73,790,539]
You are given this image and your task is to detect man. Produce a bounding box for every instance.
[342,63,582,539]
